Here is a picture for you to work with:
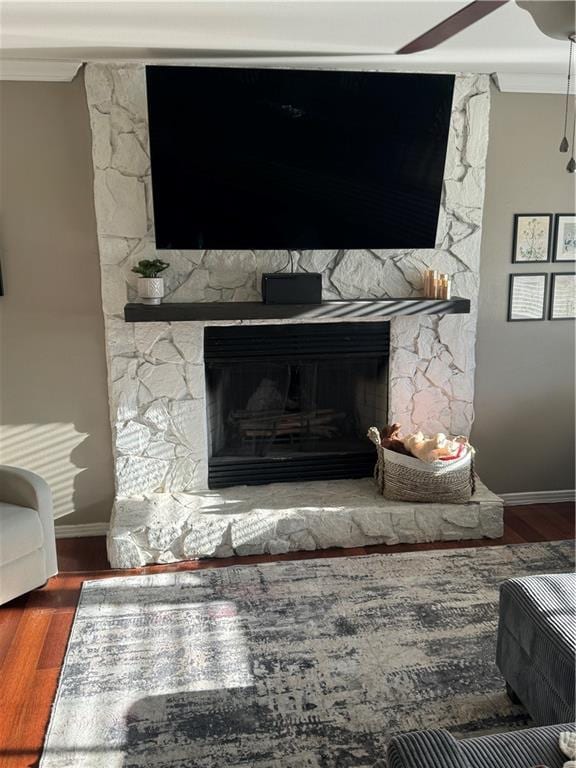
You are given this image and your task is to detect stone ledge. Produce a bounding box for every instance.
[107,477,504,568]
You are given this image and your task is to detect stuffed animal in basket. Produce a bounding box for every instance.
[379,423,413,456]
[403,431,468,463]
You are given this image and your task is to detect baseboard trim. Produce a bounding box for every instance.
[55,523,109,539]
[500,490,575,506]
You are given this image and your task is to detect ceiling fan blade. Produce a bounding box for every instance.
[397,0,509,54]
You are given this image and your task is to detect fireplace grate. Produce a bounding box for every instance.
[208,452,376,488]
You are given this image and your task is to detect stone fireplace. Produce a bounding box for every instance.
[83,65,503,567]
[205,322,389,487]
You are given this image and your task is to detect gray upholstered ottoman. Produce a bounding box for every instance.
[496,572,575,725]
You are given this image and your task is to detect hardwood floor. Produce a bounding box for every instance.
[1,502,573,768]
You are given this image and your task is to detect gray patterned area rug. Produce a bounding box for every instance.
[41,541,574,768]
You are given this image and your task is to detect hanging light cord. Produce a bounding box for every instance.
[560,38,573,152]
[568,36,576,172]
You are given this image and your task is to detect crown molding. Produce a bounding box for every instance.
[494,71,567,94]
[0,61,568,95]
[0,59,82,82]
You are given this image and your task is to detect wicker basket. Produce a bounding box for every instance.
[373,444,476,504]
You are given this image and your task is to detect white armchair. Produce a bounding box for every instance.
[0,465,58,605]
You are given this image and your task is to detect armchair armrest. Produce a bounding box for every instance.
[0,465,57,576]
[0,465,52,510]
[388,729,472,768]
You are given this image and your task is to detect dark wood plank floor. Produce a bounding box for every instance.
[1,502,573,768]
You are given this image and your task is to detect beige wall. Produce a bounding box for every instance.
[0,73,115,525]
[0,76,573,528]
[472,86,576,494]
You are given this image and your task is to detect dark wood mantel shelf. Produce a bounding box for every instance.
[124,297,470,323]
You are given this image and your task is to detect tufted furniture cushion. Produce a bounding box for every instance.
[388,729,471,767]
[388,723,574,768]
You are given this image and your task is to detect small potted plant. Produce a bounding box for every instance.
[131,259,169,305]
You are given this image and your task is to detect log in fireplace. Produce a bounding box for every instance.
[204,322,389,488]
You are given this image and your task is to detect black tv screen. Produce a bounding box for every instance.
[146,67,454,250]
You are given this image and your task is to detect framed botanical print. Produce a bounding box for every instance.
[549,273,576,320]
[552,214,576,263]
[508,273,548,321]
[512,214,552,263]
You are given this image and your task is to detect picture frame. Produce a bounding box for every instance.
[508,273,548,321]
[549,273,576,320]
[512,213,552,263]
[552,214,576,263]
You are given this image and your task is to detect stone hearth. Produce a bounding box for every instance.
[108,477,503,567]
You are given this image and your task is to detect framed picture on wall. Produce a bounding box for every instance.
[512,214,552,263]
[549,273,576,320]
[552,214,576,263]
[508,273,548,321]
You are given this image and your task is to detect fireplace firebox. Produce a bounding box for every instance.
[204,322,389,488]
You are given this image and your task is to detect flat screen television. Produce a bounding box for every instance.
[146,66,454,250]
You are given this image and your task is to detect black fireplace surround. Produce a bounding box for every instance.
[205,322,389,488]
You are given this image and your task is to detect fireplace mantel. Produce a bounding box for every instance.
[124,297,471,323]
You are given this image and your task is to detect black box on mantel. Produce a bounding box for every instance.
[261,273,322,304]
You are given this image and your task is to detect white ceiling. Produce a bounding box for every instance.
[0,1,572,92]
[1,2,468,55]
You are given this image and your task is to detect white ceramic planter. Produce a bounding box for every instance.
[137,277,164,305]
